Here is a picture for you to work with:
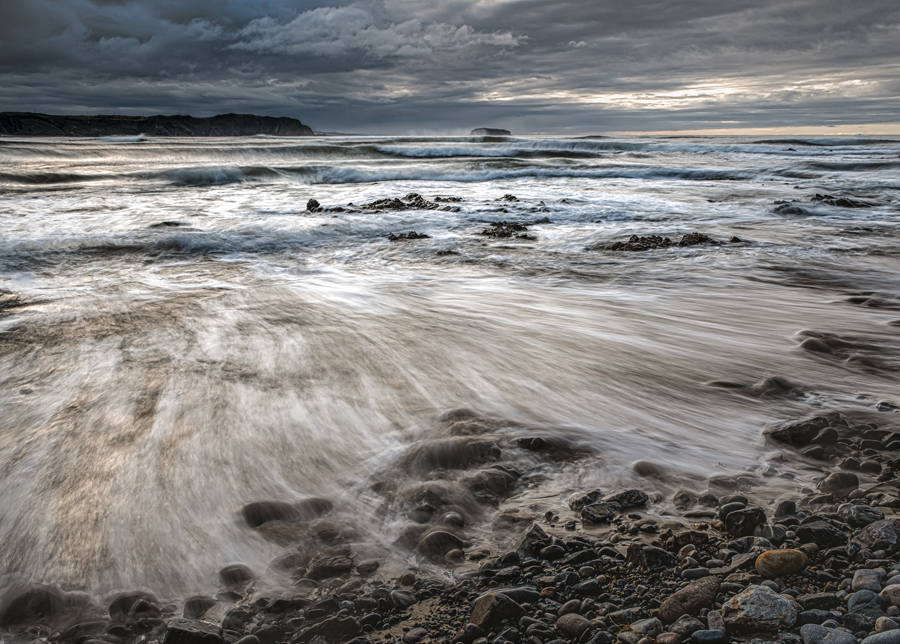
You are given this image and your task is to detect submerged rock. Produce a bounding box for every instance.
[163,618,224,644]
[0,586,64,626]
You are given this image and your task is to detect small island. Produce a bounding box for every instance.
[0,112,314,137]
[470,127,511,136]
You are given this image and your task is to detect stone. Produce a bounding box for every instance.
[219,564,254,586]
[722,585,797,633]
[470,593,525,631]
[848,589,887,617]
[294,616,360,643]
[390,590,417,608]
[820,473,859,498]
[515,523,550,555]
[877,617,899,632]
[452,624,486,644]
[184,596,217,619]
[690,631,726,644]
[776,500,797,517]
[403,628,429,644]
[854,570,885,593]
[670,617,705,639]
[707,611,725,632]
[798,593,842,611]
[252,625,284,644]
[855,520,900,554]
[631,618,662,638]
[882,585,900,608]
[241,501,299,528]
[838,503,884,528]
[626,544,675,570]
[569,490,604,510]
[797,521,849,549]
[163,619,224,644]
[861,633,900,644]
[659,576,721,623]
[755,549,808,578]
[764,415,832,447]
[725,507,767,537]
[556,614,592,640]
[109,592,160,621]
[800,623,857,644]
[604,489,649,509]
[582,503,617,524]
[309,555,352,579]
[306,199,320,212]
[0,586,64,626]
[657,635,680,644]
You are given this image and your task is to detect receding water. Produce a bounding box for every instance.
[0,134,899,602]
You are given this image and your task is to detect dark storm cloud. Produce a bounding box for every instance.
[0,0,897,132]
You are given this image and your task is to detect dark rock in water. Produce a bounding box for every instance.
[569,489,604,510]
[582,502,617,524]
[469,592,525,630]
[241,501,299,528]
[294,616,360,643]
[764,414,833,447]
[0,586,64,626]
[219,564,255,586]
[811,193,874,208]
[363,192,456,212]
[774,202,809,216]
[184,597,217,619]
[400,437,501,473]
[388,231,430,241]
[820,472,858,498]
[150,221,186,228]
[854,519,900,554]
[480,221,533,240]
[308,555,353,579]
[415,530,465,559]
[109,592,160,621]
[0,112,314,137]
[163,619,224,644]
[296,497,333,520]
[630,544,675,570]
[724,507,766,537]
[471,128,511,136]
[604,489,649,508]
[797,521,848,548]
[658,576,721,624]
[306,199,320,212]
[610,233,717,251]
[673,490,697,509]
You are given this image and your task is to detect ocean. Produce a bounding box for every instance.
[0,134,898,601]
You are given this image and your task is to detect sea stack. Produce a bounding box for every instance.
[470,127,511,135]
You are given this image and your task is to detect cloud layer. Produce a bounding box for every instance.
[0,0,897,133]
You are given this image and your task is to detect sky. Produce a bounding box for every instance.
[0,0,898,134]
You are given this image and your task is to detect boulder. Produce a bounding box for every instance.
[854,570,885,593]
[764,415,831,447]
[415,531,465,559]
[603,489,649,509]
[0,586,64,626]
[838,503,884,528]
[659,576,721,623]
[556,613,592,639]
[820,472,859,498]
[797,521,848,549]
[855,519,900,554]
[626,544,675,570]
[183,597,217,619]
[725,507,766,537]
[800,623,858,644]
[722,585,797,633]
[755,549,808,578]
[469,593,525,631]
[582,502,617,523]
[514,522,550,555]
[219,564,254,586]
[241,501,299,528]
[163,619,224,644]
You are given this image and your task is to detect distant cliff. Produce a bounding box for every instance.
[471,127,511,136]
[0,112,314,137]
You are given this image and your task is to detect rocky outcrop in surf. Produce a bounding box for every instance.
[471,128,511,136]
[0,112,314,137]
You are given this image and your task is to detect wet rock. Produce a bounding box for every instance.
[402,438,501,473]
[184,596,217,619]
[604,489,649,508]
[812,193,874,208]
[797,521,849,548]
[839,503,885,528]
[764,415,832,447]
[515,522,550,555]
[480,221,534,240]
[798,594,842,611]
[877,617,899,632]
[855,519,900,554]
[626,544,675,570]
[582,503,617,524]
[673,490,697,510]
[722,585,797,633]
[556,614,592,640]
[755,549,808,578]
[294,616,360,643]
[800,623,857,644]
[234,637,260,644]
[469,593,525,631]
[252,625,285,644]
[388,231,431,241]
[241,501,299,528]
[109,592,160,621]
[725,507,766,537]
[820,472,859,498]
[631,618,662,638]
[659,576,721,623]
[357,560,380,575]
[219,564,255,587]
[306,199,320,212]
[403,628,429,644]
[670,617,705,639]
[0,586,64,626]
[848,589,887,617]
[882,586,900,608]
[568,490,604,511]
[390,590,417,609]
[163,619,224,644]
[416,530,465,559]
[309,555,352,579]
